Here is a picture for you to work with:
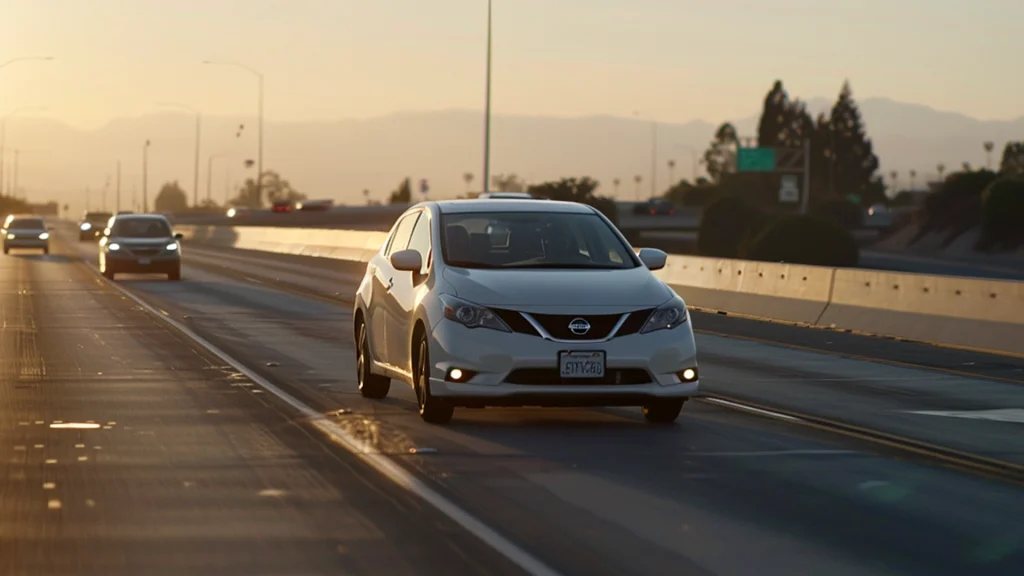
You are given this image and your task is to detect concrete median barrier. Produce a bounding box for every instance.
[819,269,1024,356]
[177,224,1024,357]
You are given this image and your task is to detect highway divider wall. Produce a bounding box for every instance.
[176,225,1024,357]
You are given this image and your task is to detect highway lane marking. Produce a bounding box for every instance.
[907,408,1024,424]
[701,398,805,423]
[89,261,566,576]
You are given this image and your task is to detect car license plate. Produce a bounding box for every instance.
[138,258,152,265]
[559,351,605,379]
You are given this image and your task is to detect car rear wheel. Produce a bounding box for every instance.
[415,335,453,424]
[641,399,685,424]
[356,320,390,399]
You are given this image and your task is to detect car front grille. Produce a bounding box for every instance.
[504,368,652,385]
[125,247,164,257]
[492,308,655,341]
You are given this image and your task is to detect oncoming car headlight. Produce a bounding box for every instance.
[640,299,688,334]
[39,232,49,240]
[107,242,121,251]
[80,222,92,230]
[439,294,511,333]
[166,242,179,251]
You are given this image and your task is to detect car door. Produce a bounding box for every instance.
[387,210,432,375]
[370,212,419,368]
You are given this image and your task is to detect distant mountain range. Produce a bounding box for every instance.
[5,97,1022,214]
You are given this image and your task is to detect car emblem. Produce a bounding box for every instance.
[568,318,591,336]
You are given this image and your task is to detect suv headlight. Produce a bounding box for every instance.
[439,294,511,333]
[80,222,92,230]
[640,298,688,334]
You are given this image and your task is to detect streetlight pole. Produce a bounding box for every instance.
[204,60,263,206]
[156,102,201,207]
[482,0,493,195]
[12,149,19,199]
[1,106,47,196]
[116,161,121,212]
[207,153,224,203]
[142,140,151,212]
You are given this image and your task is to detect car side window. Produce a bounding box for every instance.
[384,213,419,257]
[405,212,432,275]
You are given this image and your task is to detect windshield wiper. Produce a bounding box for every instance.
[443,260,503,269]
[507,263,629,270]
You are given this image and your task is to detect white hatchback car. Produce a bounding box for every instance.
[352,199,699,424]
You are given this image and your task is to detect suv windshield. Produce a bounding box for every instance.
[7,218,44,229]
[440,211,637,270]
[112,218,172,238]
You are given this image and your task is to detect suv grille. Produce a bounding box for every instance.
[125,246,164,257]
[504,368,652,385]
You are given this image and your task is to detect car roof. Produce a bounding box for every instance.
[433,199,594,214]
[112,213,170,222]
[5,214,44,223]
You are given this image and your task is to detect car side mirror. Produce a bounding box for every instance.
[174,232,184,240]
[637,247,668,271]
[390,249,423,272]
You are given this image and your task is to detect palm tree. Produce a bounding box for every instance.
[936,163,945,180]
[889,170,898,194]
[962,161,972,172]
[462,172,474,192]
[909,169,917,190]
[667,160,676,185]
[983,141,994,169]
[633,175,642,200]
[612,178,621,197]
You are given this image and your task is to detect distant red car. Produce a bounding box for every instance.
[271,201,293,213]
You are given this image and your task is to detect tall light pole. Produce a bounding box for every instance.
[207,153,224,203]
[142,140,151,212]
[12,149,19,199]
[482,0,493,195]
[633,111,657,198]
[156,102,201,207]
[116,160,121,212]
[204,60,263,206]
[1,106,47,196]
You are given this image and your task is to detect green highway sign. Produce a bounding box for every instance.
[737,148,776,172]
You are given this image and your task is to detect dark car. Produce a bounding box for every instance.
[633,198,675,216]
[79,211,114,241]
[98,214,183,281]
[3,215,50,255]
[296,199,334,211]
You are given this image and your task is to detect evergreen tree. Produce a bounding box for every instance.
[999,142,1024,176]
[828,81,882,204]
[757,81,789,147]
[388,178,412,204]
[701,122,738,183]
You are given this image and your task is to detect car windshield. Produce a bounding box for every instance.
[440,211,637,270]
[112,218,172,238]
[85,212,113,221]
[7,218,44,229]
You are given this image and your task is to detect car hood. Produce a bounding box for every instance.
[5,228,46,235]
[441,266,672,308]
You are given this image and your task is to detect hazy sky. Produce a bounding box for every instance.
[2,0,1022,130]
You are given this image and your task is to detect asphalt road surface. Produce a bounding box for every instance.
[3,231,1022,575]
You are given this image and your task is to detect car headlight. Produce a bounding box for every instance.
[166,242,178,251]
[640,298,688,334]
[39,232,49,240]
[6,233,14,240]
[107,242,120,251]
[439,294,511,333]
[80,222,92,230]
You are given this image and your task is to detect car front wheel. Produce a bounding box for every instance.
[415,335,453,424]
[641,399,685,424]
[356,320,390,399]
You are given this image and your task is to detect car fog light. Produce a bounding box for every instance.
[678,368,698,382]
[445,368,477,382]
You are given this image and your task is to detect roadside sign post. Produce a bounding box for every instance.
[736,139,811,214]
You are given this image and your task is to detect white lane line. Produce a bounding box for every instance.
[906,408,1024,424]
[89,263,564,576]
[702,397,805,423]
